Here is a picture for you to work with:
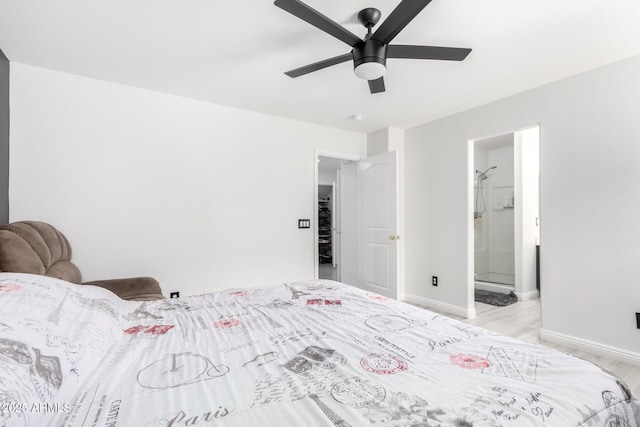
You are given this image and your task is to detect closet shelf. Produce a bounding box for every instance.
[318,193,332,264]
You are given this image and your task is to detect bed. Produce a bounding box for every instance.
[1,272,638,426]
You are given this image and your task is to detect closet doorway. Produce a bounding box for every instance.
[314,150,359,284]
[318,184,336,280]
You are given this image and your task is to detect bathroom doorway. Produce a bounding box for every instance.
[472,126,540,299]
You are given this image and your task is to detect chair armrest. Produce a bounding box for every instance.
[83,277,165,301]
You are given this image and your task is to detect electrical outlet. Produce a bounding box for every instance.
[432,276,438,286]
[636,312,640,329]
[170,291,180,299]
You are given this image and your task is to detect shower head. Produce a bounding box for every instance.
[475,166,497,181]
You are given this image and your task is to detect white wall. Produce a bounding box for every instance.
[366,128,389,158]
[474,143,516,284]
[9,64,365,296]
[318,168,337,186]
[404,53,640,356]
[487,145,515,283]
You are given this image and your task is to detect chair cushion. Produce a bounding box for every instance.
[0,221,82,284]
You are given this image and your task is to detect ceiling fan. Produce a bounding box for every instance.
[274,0,472,94]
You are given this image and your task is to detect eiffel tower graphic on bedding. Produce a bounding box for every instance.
[309,394,352,427]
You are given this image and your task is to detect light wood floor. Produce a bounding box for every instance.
[413,298,640,396]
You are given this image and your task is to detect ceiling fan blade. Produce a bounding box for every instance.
[274,0,362,47]
[368,77,385,94]
[285,53,353,78]
[387,45,472,61]
[372,0,432,44]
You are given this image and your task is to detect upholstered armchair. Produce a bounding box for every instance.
[0,221,164,301]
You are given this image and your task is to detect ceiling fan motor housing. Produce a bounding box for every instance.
[353,39,387,69]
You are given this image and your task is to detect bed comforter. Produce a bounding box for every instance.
[0,273,638,426]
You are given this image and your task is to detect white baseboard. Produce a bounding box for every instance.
[539,328,640,366]
[474,282,539,302]
[404,293,476,319]
[474,281,512,294]
[515,289,539,301]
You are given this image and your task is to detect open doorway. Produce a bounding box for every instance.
[472,126,540,303]
[315,151,359,283]
[318,183,336,280]
[474,134,516,291]
[314,149,399,298]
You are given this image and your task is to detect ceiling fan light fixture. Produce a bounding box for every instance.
[354,61,386,80]
[352,39,387,80]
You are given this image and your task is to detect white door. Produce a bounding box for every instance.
[331,182,339,279]
[339,162,358,286]
[358,151,398,298]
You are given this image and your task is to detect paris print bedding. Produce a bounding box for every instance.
[0,273,638,426]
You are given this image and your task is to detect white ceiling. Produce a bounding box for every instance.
[1,0,640,134]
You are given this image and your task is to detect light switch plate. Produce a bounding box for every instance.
[298,219,311,229]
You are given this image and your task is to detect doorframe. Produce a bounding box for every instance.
[468,124,541,310]
[314,149,361,280]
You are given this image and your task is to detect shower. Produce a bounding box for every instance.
[474,166,496,219]
[474,129,540,294]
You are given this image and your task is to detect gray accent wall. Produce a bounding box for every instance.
[0,49,8,224]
